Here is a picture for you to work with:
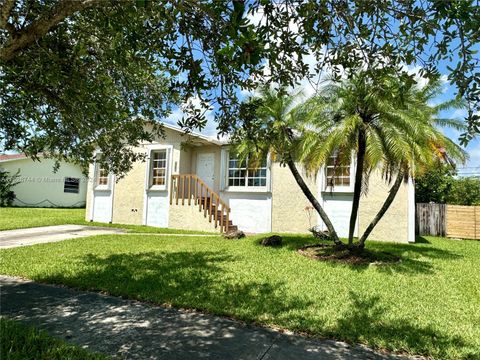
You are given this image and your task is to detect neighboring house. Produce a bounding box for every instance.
[85,123,415,243]
[0,154,87,208]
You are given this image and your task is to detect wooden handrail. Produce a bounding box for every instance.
[170,174,231,232]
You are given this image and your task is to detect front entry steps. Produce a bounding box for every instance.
[201,197,238,232]
[170,174,237,233]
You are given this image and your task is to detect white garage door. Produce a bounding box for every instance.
[146,192,169,227]
[322,194,356,238]
[92,191,113,223]
[225,193,272,233]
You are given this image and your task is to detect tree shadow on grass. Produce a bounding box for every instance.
[4,249,476,359]
[415,236,431,244]
[8,250,321,358]
[41,250,313,322]
[330,291,475,359]
[278,235,462,275]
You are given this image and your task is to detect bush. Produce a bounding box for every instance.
[308,226,332,241]
[0,169,20,207]
[446,177,480,206]
[415,163,480,206]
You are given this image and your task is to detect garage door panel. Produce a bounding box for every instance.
[92,191,113,223]
[146,192,169,227]
[321,194,356,238]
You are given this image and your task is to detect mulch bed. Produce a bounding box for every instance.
[298,243,401,265]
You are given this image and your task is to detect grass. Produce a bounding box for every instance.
[0,318,107,359]
[0,207,86,230]
[1,235,479,359]
[0,207,214,234]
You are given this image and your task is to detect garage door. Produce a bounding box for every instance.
[322,194,357,238]
[145,192,169,227]
[92,190,113,223]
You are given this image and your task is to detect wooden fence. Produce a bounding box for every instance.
[446,205,480,240]
[416,203,446,237]
[416,203,480,240]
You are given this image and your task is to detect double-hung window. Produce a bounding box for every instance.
[324,152,353,191]
[95,165,110,189]
[150,150,167,187]
[227,153,267,188]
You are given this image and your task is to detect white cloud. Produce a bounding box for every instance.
[164,96,219,138]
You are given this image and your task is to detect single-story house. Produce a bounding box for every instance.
[85,123,415,242]
[0,154,87,208]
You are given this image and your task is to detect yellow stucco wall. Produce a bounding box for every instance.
[85,126,411,242]
[358,170,409,243]
[271,163,318,233]
[111,147,147,225]
[270,163,410,242]
[168,202,221,233]
[1,157,87,208]
[86,127,216,225]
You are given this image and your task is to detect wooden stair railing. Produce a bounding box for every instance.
[170,174,234,232]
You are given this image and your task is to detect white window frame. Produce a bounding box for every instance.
[149,149,168,189]
[146,145,172,192]
[223,149,271,193]
[94,161,112,191]
[322,152,355,193]
[63,177,80,194]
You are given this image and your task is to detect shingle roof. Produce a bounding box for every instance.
[0,153,27,162]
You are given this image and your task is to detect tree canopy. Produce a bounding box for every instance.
[233,75,466,247]
[1,1,478,174]
[415,164,480,206]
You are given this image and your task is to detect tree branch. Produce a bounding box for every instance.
[0,0,16,31]
[286,158,342,245]
[0,0,106,61]
[358,169,405,246]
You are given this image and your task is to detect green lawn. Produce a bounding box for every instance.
[1,235,479,359]
[0,207,86,230]
[0,207,214,234]
[0,318,107,360]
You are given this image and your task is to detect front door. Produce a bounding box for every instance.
[196,153,215,189]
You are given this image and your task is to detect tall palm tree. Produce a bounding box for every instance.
[233,87,343,245]
[299,74,466,248]
[233,73,466,250]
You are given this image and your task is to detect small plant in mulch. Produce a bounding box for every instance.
[308,226,332,241]
[223,230,246,239]
[260,235,283,247]
[298,243,400,265]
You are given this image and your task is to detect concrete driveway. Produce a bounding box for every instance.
[0,225,125,249]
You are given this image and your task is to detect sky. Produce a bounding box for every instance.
[163,7,480,178]
[163,80,480,177]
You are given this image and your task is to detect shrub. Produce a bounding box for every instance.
[0,169,20,207]
[308,226,332,241]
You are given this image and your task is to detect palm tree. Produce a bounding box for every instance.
[233,72,466,250]
[233,87,343,245]
[299,74,466,248]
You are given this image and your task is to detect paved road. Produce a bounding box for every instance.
[0,225,125,248]
[0,276,412,360]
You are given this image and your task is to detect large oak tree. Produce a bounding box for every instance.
[1,0,478,174]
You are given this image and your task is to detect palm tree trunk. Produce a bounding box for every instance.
[348,129,366,245]
[286,159,342,245]
[358,169,405,247]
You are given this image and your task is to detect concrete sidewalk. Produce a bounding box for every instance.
[0,225,125,248]
[0,276,411,360]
